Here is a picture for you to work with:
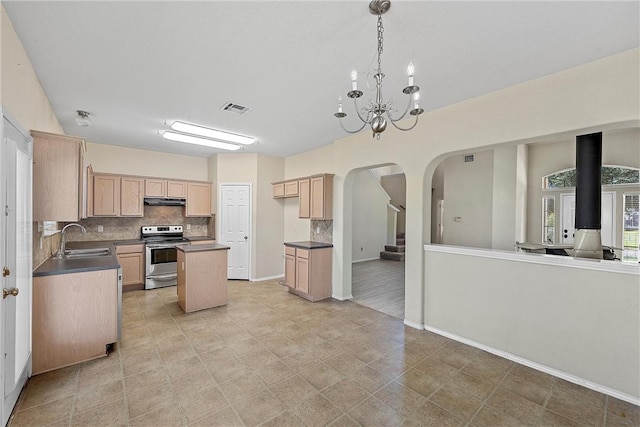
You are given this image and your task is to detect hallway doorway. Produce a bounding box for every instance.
[352,259,405,319]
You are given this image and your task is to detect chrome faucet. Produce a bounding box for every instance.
[54,223,87,259]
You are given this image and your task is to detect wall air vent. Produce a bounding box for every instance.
[221,102,252,116]
[464,154,475,163]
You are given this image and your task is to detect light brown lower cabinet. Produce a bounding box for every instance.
[284,245,332,301]
[177,245,229,313]
[115,244,144,291]
[32,269,118,375]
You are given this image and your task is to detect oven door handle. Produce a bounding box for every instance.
[146,244,183,249]
[147,273,178,281]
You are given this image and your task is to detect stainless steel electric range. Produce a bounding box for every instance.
[142,225,189,290]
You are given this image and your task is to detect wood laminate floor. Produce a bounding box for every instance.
[352,259,405,319]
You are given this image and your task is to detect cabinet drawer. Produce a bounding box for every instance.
[115,244,144,254]
[296,248,309,260]
[285,246,296,256]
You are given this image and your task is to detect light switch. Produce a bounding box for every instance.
[97,225,104,232]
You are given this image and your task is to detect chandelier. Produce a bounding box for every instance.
[334,0,424,139]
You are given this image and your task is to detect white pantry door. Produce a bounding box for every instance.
[219,185,251,280]
[2,114,32,425]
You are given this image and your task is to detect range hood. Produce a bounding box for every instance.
[143,197,186,206]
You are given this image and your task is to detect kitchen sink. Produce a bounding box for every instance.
[63,248,111,258]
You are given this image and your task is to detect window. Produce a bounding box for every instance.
[543,166,639,189]
[542,196,555,243]
[623,193,639,262]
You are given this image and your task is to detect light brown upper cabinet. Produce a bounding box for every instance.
[32,131,87,222]
[92,174,143,217]
[120,177,144,216]
[310,174,333,220]
[167,181,187,198]
[92,174,120,216]
[144,179,187,198]
[272,179,300,199]
[298,179,311,218]
[185,182,212,217]
[144,178,166,197]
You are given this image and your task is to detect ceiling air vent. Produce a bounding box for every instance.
[221,102,252,116]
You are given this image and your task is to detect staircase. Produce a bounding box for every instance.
[380,232,405,261]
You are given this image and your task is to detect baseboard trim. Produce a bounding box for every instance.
[423,324,640,406]
[403,319,424,330]
[250,274,284,282]
[332,293,353,301]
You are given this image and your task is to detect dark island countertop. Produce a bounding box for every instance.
[284,241,333,249]
[177,243,230,253]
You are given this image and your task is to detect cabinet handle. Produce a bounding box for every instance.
[2,266,9,277]
[3,288,19,299]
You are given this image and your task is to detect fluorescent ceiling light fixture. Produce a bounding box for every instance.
[170,121,256,145]
[162,131,241,151]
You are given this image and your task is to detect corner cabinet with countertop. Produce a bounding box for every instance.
[177,243,230,313]
[273,174,333,220]
[284,241,333,302]
[32,249,121,375]
[32,130,88,221]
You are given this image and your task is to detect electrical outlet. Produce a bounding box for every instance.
[315,226,320,233]
[97,225,104,232]
[186,224,191,230]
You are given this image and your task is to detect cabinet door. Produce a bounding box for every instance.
[117,253,143,286]
[186,182,212,217]
[295,255,310,294]
[32,132,83,222]
[298,179,310,218]
[310,177,325,219]
[145,179,166,197]
[167,180,187,198]
[273,183,285,198]
[93,175,121,216]
[284,253,296,289]
[120,177,144,216]
[284,181,299,197]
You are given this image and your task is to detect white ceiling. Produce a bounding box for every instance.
[4,1,639,158]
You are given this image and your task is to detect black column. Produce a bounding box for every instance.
[575,132,602,230]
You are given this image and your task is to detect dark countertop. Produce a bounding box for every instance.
[34,243,120,277]
[284,241,334,249]
[177,243,230,253]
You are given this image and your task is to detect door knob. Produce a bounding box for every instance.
[3,288,19,299]
[2,267,9,277]
[244,236,248,240]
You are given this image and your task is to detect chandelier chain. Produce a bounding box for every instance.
[377,14,384,73]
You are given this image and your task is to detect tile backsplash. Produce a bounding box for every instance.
[310,220,333,244]
[61,206,214,242]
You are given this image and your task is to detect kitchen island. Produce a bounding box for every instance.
[176,243,230,313]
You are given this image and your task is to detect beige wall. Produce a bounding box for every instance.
[86,142,209,181]
[380,173,407,234]
[1,7,62,135]
[443,150,494,248]
[2,6,65,268]
[287,48,640,331]
[352,170,388,261]
[215,153,284,280]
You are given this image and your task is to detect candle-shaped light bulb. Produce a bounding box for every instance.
[337,96,343,113]
[351,69,358,91]
[407,62,415,86]
[413,91,420,109]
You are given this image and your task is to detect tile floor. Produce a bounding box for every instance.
[9,280,639,426]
